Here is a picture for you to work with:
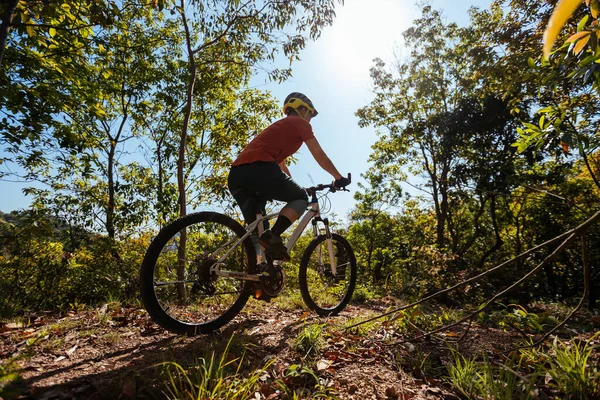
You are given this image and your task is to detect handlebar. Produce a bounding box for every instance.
[305,173,351,195]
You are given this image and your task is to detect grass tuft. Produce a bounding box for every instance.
[161,335,271,400]
[293,324,325,359]
[545,334,600,399]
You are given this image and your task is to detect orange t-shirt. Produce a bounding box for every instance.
[232,116,315,166]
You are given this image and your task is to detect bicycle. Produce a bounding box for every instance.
[139,174,357,335]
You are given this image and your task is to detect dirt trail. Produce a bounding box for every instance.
[1,302,488,399]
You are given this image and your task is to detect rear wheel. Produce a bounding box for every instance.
[140,212,256,335]
[299,234,356,316]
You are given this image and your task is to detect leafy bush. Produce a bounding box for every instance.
[351,284,376,303]
[0,211,148,318]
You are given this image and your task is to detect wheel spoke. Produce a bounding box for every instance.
[299,234,356,316]
[140,212,256,334]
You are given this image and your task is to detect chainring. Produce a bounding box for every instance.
[258,262,286,298]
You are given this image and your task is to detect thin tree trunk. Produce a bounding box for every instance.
[175,1,197,301]
[476,196,503,270]
[107,143,116,238]
[0,0,18,68]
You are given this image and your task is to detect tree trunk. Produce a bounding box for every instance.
[175,2,197,302]
[107,143,116,239]
[0,0,18,68]
[476,196,503,270]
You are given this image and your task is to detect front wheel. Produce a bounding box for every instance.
[299,233,357,316]
[140,212,257,335]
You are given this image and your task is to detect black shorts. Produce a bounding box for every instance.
[228,161,308,224]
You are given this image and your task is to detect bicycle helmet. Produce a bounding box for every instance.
[283,92,318,117]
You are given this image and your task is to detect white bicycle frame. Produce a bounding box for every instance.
[211,199,338,281]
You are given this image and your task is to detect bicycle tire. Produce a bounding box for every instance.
[140,211,257,335]
[299,233,357,316]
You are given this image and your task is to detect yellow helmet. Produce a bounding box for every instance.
[283,92,318,117]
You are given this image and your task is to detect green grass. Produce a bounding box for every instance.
[447,350,485,399]
[275,364,338,399]
[293,324,325,359]
[0,358,22,398]
[341,312,381,337]
[350,284,376,303]
[273,290,307,311]
[160,335,270,400]
[446,347,552,400]
[544,335,600,399]
[395,346,445,379]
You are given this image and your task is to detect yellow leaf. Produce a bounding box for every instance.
[25,24,35,37]
[566,30,591,42]
[592,0,600,18]
[544,0,584,58]
[49,27,56,37]
[573,34,591,53]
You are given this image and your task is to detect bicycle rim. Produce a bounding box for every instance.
[142,212,256,334]
[299,234,356,316]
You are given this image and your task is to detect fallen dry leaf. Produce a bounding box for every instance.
[316,359,332,371]
[66,344,78,356]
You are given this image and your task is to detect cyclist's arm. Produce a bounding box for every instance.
[305,138,342,180]
[279,161,291,177]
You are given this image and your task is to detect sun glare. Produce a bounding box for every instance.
[322,0,413,83]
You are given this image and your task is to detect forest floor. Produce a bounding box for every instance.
[1,297,598,400]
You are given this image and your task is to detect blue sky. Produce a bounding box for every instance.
[250,0,492,220]
[1,0,491,219]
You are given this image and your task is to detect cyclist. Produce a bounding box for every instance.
[228,92,349,261]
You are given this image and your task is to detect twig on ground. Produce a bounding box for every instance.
[385,230,580,346]
[456,316,473,343]
[502,234,591,354]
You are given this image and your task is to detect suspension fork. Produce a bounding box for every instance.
[312,217,337,276]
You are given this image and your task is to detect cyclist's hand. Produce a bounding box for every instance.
[334,176,350,189]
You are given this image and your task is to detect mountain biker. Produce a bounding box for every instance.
[228,92,349,261]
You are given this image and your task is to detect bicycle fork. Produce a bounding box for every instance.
[312,218,337,276]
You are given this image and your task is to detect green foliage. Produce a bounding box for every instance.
[0,358,22,398]
[276,364,338,399]
[395,346,445,379]
[448,350,536,400]
[545,335,600,399]
[351,284,376,303]
[162,336,270,400]
[448,350,485,398]
[482,304,548,334]
[293,324,326,359]
[448,335,600,400]
[0,210,146,317]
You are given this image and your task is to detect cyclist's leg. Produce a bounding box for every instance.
[228,166,269,256]
[229,162,307,258]
[254,166,308,239]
